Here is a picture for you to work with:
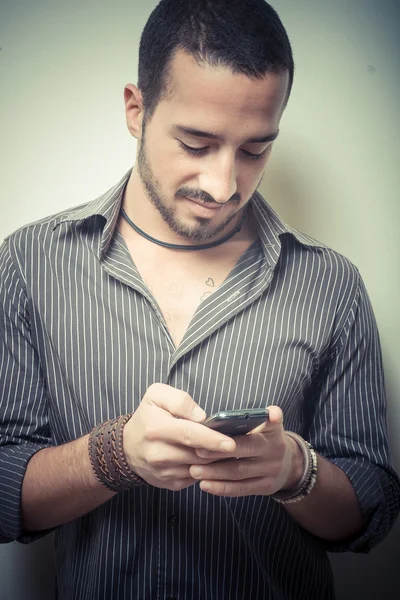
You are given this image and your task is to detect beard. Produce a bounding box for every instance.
[136,130,245,242]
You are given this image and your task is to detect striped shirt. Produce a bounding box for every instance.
[1,170,399,600]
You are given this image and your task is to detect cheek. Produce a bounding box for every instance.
[239,162,267,194]
[166,156,202,190]
[156,158,191,195]
[147,146,180,187]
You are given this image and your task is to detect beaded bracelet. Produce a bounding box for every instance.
[88,414,147,492]
[271,432,318,504]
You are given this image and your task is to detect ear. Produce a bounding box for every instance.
[124,84,144,139]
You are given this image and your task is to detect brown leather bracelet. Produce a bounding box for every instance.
[88,414,147,492]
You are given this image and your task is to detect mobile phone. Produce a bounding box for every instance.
[203,408,269,436]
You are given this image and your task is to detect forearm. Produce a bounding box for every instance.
[21,435,115,532]
[284,452,363,541]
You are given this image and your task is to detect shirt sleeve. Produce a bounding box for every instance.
[0,239,54,543]
[306,269,400,553]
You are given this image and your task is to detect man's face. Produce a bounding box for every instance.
[136,51,289,242]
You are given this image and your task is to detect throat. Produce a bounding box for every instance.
[119,206,259,347]
[120,207,248,251]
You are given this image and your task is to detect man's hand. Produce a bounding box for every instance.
[123,383,237,491]
[188,406,304,497]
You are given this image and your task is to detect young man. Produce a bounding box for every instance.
[0,1,399,598]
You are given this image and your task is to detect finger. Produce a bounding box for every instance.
[157,419,236,453]
[249,405,283,436]
[195,409,284,460]
[199,477,274,497]
[143,442,226,467]
[155,465,193,480]
[196,432,263,459]
[190,458,262,482]
[169,478,198,492]
[249,421,268,434]
[158,477,198,492]
[145,383,207,422]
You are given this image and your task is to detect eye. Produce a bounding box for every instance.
[178,140,208,156]
[241,148,268,161]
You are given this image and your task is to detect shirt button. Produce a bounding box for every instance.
[168,514,178,527]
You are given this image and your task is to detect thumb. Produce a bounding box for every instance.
[144,382,207,422]
[250,405,283,435]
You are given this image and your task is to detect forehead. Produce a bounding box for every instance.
[154,50,289,137]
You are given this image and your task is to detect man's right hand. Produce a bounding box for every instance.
[123,383,236,491]
[21,384,237,532]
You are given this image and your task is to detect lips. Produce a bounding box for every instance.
[186,197,223,210]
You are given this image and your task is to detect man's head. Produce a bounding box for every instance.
[138,0,294,122]
[124,0,293,243]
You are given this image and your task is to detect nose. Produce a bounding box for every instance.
[200,153,238,204]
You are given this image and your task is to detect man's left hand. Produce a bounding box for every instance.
[189,406,304,497]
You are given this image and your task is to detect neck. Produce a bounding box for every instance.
[122,171,249,250]
[121,207,248,251]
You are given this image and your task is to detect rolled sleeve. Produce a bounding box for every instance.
[0,240,53,543]
[327,458,400,553]
[308,271,400,553]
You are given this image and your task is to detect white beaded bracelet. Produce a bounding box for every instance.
[271,432,318,504]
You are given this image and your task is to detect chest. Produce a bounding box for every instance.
[118,214,261,346]
[132,253,236,347]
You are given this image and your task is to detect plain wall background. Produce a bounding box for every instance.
[0,0,399,598]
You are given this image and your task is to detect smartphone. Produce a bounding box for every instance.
[203,408,269,436]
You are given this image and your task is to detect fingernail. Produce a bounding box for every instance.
[200,481,211,491]
[192,406,206,421]
[191,466,204,479]
[220,441,235,452]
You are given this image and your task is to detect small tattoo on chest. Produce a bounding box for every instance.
[201,277,216,302]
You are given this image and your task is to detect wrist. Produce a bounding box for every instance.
[271,432,318,504]
[282,433,305,490]
[88,414,147,492]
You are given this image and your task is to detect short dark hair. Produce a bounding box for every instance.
[138,0,294,120]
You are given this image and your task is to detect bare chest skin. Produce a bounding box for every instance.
[119,217,258,347]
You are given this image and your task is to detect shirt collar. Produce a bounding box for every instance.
[251,190,325,267]
[55,170,131,258]
[54,169,325,262]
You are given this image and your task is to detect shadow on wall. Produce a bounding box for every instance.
[259,138,348,249]
[1,534,55,600]
[330,518,400,600]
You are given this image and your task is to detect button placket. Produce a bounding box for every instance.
[168,514,178,527]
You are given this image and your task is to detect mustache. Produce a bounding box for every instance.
[176,187,241,205]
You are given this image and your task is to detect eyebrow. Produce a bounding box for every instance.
[174,125,279,144]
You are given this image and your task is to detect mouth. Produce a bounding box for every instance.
[185,197,224,211]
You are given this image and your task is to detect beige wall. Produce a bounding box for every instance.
[0,1,399,598]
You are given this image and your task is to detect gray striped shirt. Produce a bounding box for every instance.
[1,170,399,599]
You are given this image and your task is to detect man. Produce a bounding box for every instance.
[0,0,399,598]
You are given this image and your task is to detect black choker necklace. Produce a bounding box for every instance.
[120,207,247,251]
